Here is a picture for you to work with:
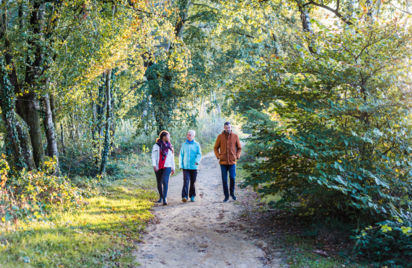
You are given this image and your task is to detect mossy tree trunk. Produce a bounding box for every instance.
[42,93,60,174]
[0,58,29,171]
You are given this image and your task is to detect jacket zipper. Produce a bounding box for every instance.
[188,142,191,168]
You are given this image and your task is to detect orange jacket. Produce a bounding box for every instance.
[214,131,242,165]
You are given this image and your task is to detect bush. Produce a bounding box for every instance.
[113,119,156,156]
[237,21,411,219]
[0,155,81,224]
[234,18,411,265]
[59,139,99,177]
[354,218,412,266]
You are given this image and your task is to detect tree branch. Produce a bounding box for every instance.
[388,3,412,15]
[191,2,218,11]
[304,1,352,25]
[231,30,255,39]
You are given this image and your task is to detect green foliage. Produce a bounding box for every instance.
[59,141,99,177]
[354,218,412,266]
[0,156,81,224]
[0,147,156,267]
[237,11,412,218]
[1,0,410,266]
[230,0,411,265]
[113,119,156,155]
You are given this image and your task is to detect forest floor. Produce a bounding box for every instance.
[134,152,286,267]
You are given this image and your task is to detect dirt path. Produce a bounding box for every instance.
[134,152,283,268]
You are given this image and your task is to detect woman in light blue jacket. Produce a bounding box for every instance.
[179,130,202,202]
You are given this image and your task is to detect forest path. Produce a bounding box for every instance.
[134,152,283,268]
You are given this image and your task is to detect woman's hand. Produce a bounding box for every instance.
[171,169,175,175]
[153,166,158,172]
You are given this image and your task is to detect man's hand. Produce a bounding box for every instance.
[153,166,158,172]
[195,162,199,165]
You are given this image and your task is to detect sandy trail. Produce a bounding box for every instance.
[135,152,282,268]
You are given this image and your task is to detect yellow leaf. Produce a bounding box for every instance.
[401,226,411,234]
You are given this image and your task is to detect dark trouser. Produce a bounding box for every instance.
[182,169,198,198]
[220,164,236,198]
[155,167,171,201]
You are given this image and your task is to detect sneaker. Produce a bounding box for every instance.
[156,198,162,203]
[223,197,229,202]
[231,195,237,201]
[182,197,187,203]
[163,198,168,205]
[190,196,195,202]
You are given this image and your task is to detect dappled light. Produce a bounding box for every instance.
[0,0,410,267]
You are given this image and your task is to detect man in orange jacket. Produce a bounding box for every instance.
[214,121,242,202]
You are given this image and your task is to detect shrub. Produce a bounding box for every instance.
[59,141,99,177]
[0,155,81,224]
[237,21,411,219]
[354,218,412,266]
[234,18,411,265]
[113,119,156,155]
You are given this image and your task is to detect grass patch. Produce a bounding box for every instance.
[0,154,157,267]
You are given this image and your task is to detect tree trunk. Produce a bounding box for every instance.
[60,123,66,155]
[14,1,45,169]
[49,92,57,128]
[0,58,29,171]
[96,75,106,138]
[0,3,33,171]
[69,112,75,142]
[298,4,316,54]
[91,92,97,141]
[42,93,60,174]
[15,115,35,170]
[109,72,116,151]
[175,0,191,37]
[100,70,112,175]
[16,95,44,169]
[94,75,106,165]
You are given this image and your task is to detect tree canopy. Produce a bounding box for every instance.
[0,0,411,266]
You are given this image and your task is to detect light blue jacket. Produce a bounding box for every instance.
[179,140,202,170]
